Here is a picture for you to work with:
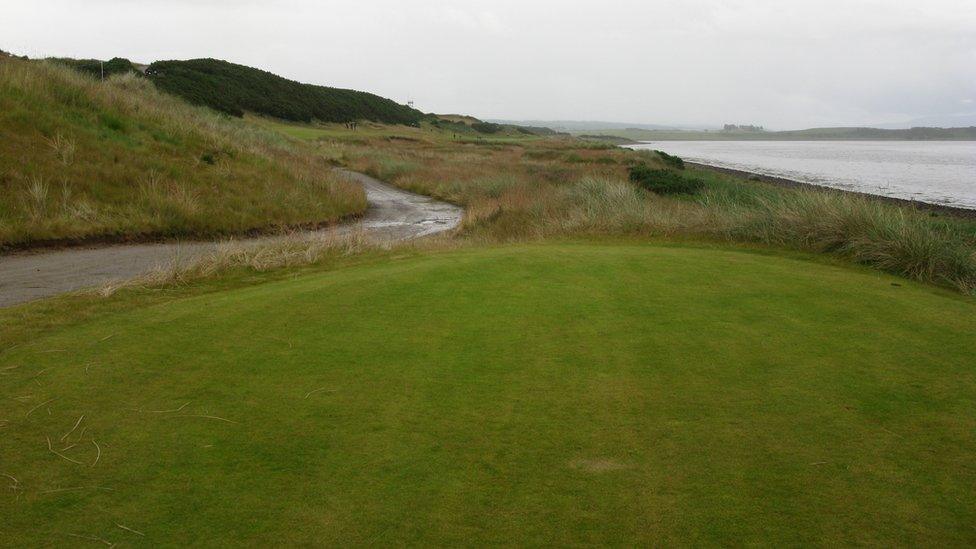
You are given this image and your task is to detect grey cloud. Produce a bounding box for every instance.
[2,0,973,129]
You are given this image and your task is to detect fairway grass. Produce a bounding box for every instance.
[2,243,975,545]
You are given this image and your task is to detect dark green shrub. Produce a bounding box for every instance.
[655,150,685,169]
[440,120,470,132]
[52,57,140,79]
[145,58,424,125]
[518,125,558,136]
[471,122,502,134]
[628,165,704,195]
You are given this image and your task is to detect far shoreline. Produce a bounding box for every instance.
[684,161,976,219]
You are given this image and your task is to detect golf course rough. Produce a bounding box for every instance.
[2,243,975,545]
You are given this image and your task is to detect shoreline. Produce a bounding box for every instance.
[685,161,976,219]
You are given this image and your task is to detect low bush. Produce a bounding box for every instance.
[628,165,704,195]
[655,150,685,169]
[437,120,470,132]
[471,122,502,134]
[51,57,140,79]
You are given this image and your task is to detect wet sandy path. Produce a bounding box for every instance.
[0,170,462,307]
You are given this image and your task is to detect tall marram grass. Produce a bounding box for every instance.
[0,57,366,247]
[729,192,976,293]
[343,140,976,294]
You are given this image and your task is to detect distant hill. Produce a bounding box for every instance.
[774,126,976,140]
[578,134,639,145]
[573,126,976,141]
[431,115,561,137]
[489,119,698,132]
[877,113,976,129]
[146,58,424,125]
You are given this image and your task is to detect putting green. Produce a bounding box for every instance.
[2,243,975,545]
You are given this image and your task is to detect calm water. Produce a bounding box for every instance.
[630,141,976,210]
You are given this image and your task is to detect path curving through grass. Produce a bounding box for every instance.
[0,170,462,307]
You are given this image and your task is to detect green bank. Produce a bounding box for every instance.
[2,242,974,545]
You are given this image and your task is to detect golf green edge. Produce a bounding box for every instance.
[2,242,975,545]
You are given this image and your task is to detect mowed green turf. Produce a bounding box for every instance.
[2,243,975,545]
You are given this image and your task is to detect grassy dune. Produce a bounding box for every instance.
[0,58,366,248]
[1,243,974,545]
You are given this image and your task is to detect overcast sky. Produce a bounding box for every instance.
[3,0,975,129]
